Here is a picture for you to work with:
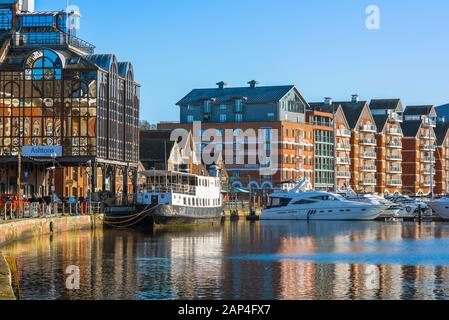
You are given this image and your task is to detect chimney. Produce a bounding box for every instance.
[351,94,359,103]
[324,97,333,106]
[20,0,35,13]
[216,81,228,90]
[248,80,260,88]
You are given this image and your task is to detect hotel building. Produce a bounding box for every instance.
[158,81,315,204]
[369,99,404,196]
[0,1,140,199]
[401,106,437,196]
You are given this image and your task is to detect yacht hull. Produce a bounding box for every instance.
[429,200,449,220]
[260,206,382,221]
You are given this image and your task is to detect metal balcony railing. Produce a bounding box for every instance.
[422,157,436,163]
[361,179,377,185]
[336,172,351,179]
[387,154,403,161]
[361,166,377,172]
[387,180,402,186]
[387,167,402,173]
[336,129,351,137]
[336,157,350,165]
[360,139,377,146]
[360,125,376,133]
[361,152,377,159]
[13,31,95,54]
[388,128,403,136]
[387,141,402,148]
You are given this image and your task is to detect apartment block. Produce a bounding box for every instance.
[401,106,437,195]
[307,103,335,191]
[369,99,404,196]
[435,122,449,195]
[158,81,314,205]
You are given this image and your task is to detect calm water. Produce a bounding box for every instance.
[3,221,449,300]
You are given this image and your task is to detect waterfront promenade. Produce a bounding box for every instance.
[0,214,104,300]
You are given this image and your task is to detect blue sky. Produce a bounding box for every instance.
[38,0,449,123]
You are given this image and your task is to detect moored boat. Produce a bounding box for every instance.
[260,190,384,221]
[137,170,223,225]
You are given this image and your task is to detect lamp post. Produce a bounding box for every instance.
[86,160,93,215]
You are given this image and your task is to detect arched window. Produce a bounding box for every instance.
[29,50,62,81]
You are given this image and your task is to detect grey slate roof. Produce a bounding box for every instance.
[436,104,449,119]
[369,99,402,111]
[404,105,434,116]
[308,102,338,113]
[401,120,422,138]
[373,115,389,132]
[176,85,296,105]
[434,122,449,145]
[339,101,369,129]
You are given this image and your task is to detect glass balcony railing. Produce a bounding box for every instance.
[388,128,403,136]
[387,167,402,173]
[387,154,403,161]
[360,125,377,133]
[361,166,377,172]
[13,31,95,54]
[387,141,402,148]
[336,157,350,165]
[387,180,402,186]
[360,139,377,146]
[361,152,377,159]
[336,172,351,179]
[336,129,351,137]
[361,179,377,186]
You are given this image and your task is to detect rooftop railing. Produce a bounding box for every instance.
[13,31,95,54]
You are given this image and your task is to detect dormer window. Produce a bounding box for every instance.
[203,100,212,113]
[235,99,244,112]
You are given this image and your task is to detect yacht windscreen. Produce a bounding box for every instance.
[269,197,292,208]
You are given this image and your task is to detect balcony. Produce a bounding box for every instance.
[420,134,436,140]
[421,157,436,163]
[387,154,403,161]
[387,128,403,136]
[388,113,403,123]
[421,169,436,175]
[421,144,436,151]
[360,125,377,133]
[387,141,402,149]
[336,143,351,151]
[360,139,377,146]
[336,157,350,165]
[387,167,402,174]
[13,31,95,55]
[422,118,436,127]
[361,165,377,172]
[336,172,351,179]
[360,152,377,159]
[421,180,436,187]
[336,129,352,138]
[361,179,377,186]
[386,180,402,187]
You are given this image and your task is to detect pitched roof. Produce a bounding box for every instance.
[372,115,389,132]
[338,101,369,129]
[404,105,434,116]
[400,120,422,138]
[436,104,449,119]
[176,85,296,105]
[369,99,402,111]
[84,54,117,72]
[308,102,338,113]
[434,122,449,145]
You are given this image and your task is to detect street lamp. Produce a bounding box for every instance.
[86,160,93,215]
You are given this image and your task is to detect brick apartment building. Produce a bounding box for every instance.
[369,99,405,196]
[401,106,438,195]
[435,122,449,195]
[158,81,315,204]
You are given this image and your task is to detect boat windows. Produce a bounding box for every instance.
[294,199,317,205]
[311,195,341,201]
[269,197,292,208]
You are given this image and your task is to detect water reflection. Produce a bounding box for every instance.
[3,221,449,300]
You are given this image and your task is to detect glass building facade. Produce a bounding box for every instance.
[0,1,140,201]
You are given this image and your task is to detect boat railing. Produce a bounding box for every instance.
[144,184,197,196]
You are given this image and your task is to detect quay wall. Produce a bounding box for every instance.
[0,215,104,300]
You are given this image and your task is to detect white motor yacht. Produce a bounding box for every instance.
[429,197,449,219]
[388,196,429,219]
[260,191,384,221]
[345,194,400,218]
